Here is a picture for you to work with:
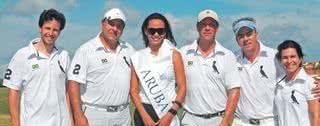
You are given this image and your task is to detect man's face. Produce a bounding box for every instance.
[197,17,218,42]
[101,19,125,43]
[236,27,259,53]
[39,19,61,46]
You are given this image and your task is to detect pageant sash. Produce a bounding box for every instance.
[131,39,180,126]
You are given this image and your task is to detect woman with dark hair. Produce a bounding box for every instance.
[274,40,319,126]
[130,13,186,126]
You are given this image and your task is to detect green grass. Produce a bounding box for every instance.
[0,88,10,126]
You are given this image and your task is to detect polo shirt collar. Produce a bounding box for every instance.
[94,32,126,54]
[28,38,58,58]
[188,39,225,57]
[278,68,307,87]
[239,40,269,64]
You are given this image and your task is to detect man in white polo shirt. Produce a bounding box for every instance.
[67,8,135,126]
[3,9,71,126]
[231,17,281,126]
[231,17,320,126]
[180,9,241,126]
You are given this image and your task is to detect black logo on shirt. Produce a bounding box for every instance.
[260,65,268,79]
[291,90,299,104]
[212,61,219,74]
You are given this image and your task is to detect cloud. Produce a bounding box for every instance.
[10,0,76,15]
[164,13,198,46]
[0,14,37,64]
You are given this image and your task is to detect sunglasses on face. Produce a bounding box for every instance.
[147,28,166,35]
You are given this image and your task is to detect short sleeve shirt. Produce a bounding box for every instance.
[180,40,241,114]
[234,41,285,119]
[3,38,71,126]
[68,34,135,106]
[275,69,318,126]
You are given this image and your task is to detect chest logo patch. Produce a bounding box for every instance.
[291,90,299,104]
[32,64,39,71]
[212,61,220,74]
[187,61,193,66]
[101,58,108,64]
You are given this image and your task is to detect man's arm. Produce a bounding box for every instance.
[220,87,240,126]
[67,80,88,126]
[312,80,320,97]
[8,89,20,126]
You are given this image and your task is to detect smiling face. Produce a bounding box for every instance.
[38,19,61,46]
[280,47,302,76]
[197,17,218,42]
[145,19,166,48]
[236,27,259,54]
[101,19,125,44]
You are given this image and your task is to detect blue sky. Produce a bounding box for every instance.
[0,0,319,67]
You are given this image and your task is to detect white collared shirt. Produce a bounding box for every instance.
[3,38,71,126]
[275,69,318,126]
[68,33,135,106]
[234,41,285,119]
[131,40,177,104]
[180,40,241,114]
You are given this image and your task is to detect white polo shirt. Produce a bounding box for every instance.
[68,34,135,106]
[275,69,318,126]
[3,38,71,126]
[180,40,241,114]
[234,41,285,120]
[131,40,177,104]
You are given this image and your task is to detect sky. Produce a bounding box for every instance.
[0,0,319,68]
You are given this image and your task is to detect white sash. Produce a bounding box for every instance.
[131,39,180,126]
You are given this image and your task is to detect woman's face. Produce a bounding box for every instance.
[145,19,166,47]
[280,47,302,75]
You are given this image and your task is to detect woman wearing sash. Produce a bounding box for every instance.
[130,13,186,126]
[274,40,319,126]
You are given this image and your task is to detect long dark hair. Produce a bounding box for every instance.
[141,13,176,47]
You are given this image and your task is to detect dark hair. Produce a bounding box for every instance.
[276,40,304,61]
[141,13,176,47]
[39,8,66,31]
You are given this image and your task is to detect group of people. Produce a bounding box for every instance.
[3,7,320,126]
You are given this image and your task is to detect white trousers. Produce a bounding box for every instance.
[83,106,131,126]
[180,111,223,126]
[232,117,278,126]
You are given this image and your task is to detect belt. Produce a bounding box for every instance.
[83,102,129,112]
[185,109,225,119]
[236,116,277,125]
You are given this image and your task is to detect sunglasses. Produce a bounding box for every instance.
[147,28,166,35]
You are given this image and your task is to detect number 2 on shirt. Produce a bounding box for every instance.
[73,64,81,75]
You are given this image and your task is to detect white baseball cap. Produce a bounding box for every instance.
[103,8,126,23]
[198,9,219,23]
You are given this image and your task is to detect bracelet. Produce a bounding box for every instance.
[168,108,177,116]
[172,101,183,108]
